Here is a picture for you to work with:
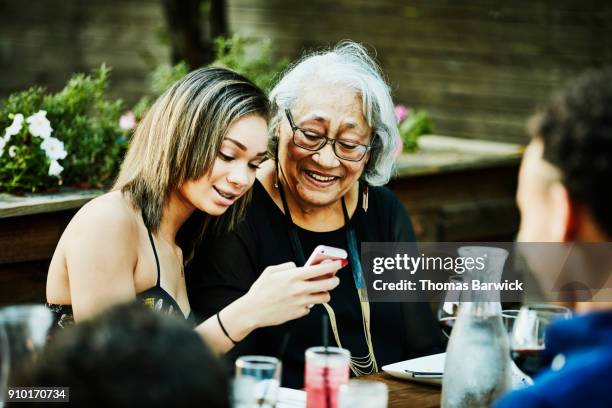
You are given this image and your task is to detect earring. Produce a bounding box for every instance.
[362,183,369,212]
[274,139,280,189]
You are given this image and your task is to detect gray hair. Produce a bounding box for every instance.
[269,41,399,186]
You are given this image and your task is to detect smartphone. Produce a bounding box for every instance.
[304,245,347,309]
[305,245,348,267]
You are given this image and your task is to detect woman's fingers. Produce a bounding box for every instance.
[305,291,332,305]
[301,276,340,294]
[293,260,344,280]
[263,261,297,274]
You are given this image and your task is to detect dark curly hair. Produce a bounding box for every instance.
[528,67,612,237]
[17,303,230,407]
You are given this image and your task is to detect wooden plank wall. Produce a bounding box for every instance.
[1,1,610,142]
[227,0,612,143]
[0,0,168,105]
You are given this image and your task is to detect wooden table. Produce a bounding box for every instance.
[357,372,441,407]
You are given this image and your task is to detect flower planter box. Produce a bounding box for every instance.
[0,135,522,306]
[0,189,102,304]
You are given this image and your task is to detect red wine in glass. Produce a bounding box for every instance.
[511,348,545,376]
[439,316,455,338]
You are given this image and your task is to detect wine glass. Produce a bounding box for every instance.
[0,326,8,408]
[437,275,465,338]
[509,304,571,377]
[0,305,53,388]
[502,309,520,335]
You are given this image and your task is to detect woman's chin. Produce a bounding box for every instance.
[198,202,231,216]
[297,188,341,208]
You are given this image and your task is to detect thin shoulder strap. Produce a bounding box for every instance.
[142,210,161,287]
[146,230,161,287]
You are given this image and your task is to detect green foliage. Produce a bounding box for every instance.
[212,34,289,92]
[398,109,433,153]
[0,35,289,194]
[132,61,189,120]
[0,65,125,193]
[133,35,288,121]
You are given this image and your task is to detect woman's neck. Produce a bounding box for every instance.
[158,192,196,245]
[285,189,346,231]
[258,161,358,232]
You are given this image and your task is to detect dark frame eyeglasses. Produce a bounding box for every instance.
[285,109,373,162]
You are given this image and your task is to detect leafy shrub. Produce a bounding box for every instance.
[0,65,125,193]
[395,104,433,153]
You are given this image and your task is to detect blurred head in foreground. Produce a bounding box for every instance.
[516,68,612,306]
[20,302,229,407]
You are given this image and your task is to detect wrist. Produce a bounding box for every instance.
[221,295,260,341]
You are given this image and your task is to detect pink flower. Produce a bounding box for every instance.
[394,105,408,123]
[119,111,136,131]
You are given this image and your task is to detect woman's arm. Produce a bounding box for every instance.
[62,200,139,322]
[194,261,342,354]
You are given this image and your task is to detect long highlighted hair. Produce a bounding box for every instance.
[114,67,270,260]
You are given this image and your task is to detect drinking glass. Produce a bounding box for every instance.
[338,380,388,408]
[0,305,53,388]
[510,304,571,377]
[436,275,465,339]
[502,309,520,335]
[0,326,8,408]
[305,347,350,408]
[234,355,281,408]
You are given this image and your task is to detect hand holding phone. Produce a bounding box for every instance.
[305,245,348,268]
[305,245,347,308]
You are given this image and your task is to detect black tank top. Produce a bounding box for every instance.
[47,223,194,328]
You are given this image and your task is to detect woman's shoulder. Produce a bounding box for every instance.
[367,185,405,213]
[64,190,139,241]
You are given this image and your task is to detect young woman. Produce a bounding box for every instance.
[46,67,342,353]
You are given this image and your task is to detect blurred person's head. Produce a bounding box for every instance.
[268,41,400,209]
[19,302,230,407]
[517,68,612,243]
[516,68,612,307]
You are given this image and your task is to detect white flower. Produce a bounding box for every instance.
[119,111,136,131]
[26,110,53,139]
[0,137,5,157]
[8,145,17,158]
[4,113,24,141]
[40,136,67,160]
[48,160,64,177]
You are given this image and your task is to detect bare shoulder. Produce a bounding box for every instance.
[61,190,139,248]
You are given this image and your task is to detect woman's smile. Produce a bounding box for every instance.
[302,168,342,188]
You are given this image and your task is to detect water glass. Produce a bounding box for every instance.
[0,305,53,388]
[234,355,281,408]
[305,346,350,408]
[338,380,388,408]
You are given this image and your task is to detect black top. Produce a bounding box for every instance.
[187,180,443,388]
[48,224,194,329]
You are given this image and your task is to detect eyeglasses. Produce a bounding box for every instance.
[285,109,373,162]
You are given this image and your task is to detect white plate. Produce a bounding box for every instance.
[382,353,534,388]
[382,353,445,385]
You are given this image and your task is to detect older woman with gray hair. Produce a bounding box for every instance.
[188,41,442,387]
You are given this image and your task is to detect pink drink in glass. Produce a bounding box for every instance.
[305,347,350,408]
